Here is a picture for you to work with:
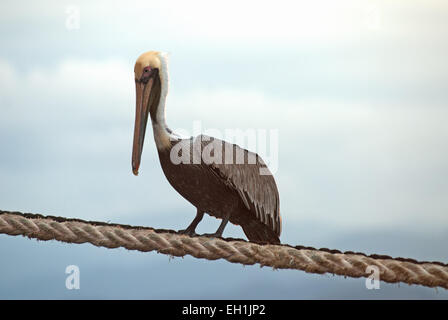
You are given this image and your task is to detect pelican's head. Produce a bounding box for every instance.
[132,51,164,176]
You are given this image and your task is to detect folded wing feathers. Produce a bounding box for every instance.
[198,135,281,236]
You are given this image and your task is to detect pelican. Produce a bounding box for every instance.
[132,51,281,244]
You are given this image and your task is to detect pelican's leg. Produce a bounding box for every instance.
[179,209,204,236]
[204,212,230,238]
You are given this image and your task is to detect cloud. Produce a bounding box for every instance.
[169,88,448,229]
[2,0,447,43]
[2,1,448,105]
[0,57,132,122]
[2,57,447,233]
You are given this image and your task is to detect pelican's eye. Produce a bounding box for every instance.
[140,67,153,83]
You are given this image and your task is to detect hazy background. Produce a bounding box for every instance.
[0,0,447,299]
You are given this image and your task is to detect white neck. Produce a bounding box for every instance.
[152,53,179,150]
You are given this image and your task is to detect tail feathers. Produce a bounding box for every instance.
[241,219,280,244]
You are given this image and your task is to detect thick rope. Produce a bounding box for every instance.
[0,210,447,289]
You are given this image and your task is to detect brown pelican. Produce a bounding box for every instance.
[132,51,281,244]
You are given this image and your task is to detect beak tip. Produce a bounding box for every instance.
[132,168,139,176]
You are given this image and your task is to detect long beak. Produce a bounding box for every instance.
[132,79,153,176]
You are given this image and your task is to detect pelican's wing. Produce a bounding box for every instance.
[195,135,281,236]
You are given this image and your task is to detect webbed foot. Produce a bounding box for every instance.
[202,232,223,239]
[178,228,197,237]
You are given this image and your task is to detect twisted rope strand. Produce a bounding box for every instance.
[0,210,447,289]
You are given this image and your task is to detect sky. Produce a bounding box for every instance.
[0,0,447,299]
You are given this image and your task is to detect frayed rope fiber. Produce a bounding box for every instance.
[0,210,447,289]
